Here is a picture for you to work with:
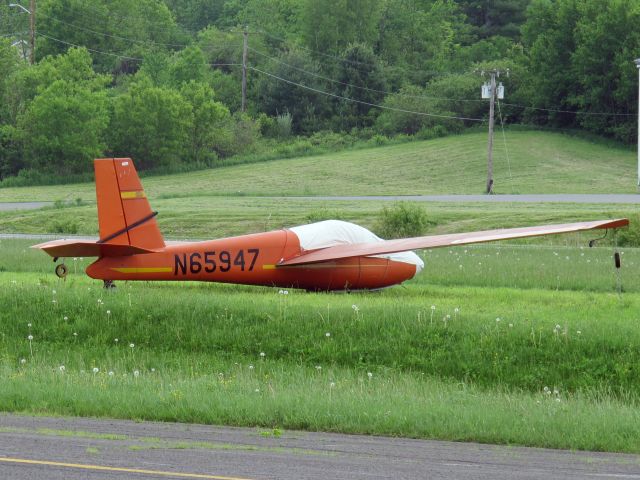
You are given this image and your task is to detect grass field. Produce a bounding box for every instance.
[1,237,639,452]
[0,130,636,203]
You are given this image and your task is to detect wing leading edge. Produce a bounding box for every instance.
[279,218,629,266]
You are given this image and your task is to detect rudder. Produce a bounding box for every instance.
[95,158,165,250]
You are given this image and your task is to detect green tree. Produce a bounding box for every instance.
[301,0,382,56]
[109,74,192,170]
[18,80,108,174]
[37,0,183,72]
[180,80,231,164]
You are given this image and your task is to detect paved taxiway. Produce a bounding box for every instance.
[1,414,639,479]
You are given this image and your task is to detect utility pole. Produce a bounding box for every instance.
[486,71,496,194]
[8,2,34,64]
[480,69,507,194]
[29,0,35,64]
[241,26,248,112]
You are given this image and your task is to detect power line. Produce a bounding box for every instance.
[249,65,485,122]
[502,102,635,117]
[248,46,487,104]
[37,32,241,67]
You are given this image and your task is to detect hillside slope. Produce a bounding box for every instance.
[0,131,635,202]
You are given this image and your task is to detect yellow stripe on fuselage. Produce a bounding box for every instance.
[110,267,172,273]
[120,190,146,199]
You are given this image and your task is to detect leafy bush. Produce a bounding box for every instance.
[275,112,293,139]
[376,202,432,239]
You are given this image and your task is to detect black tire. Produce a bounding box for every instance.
[55,263,68,278]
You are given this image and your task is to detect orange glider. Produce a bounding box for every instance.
[33,158,629,291]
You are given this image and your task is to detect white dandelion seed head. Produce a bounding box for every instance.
[555,397,561,402]
[543,386,550,393]
[59,365,65,372]
[555,324,561,331]
[454,308,460,313]
[73,332,78,337]
[108,371,114,376]
[508,323,513,328]
[63,316,68,321]
[52,299,57,304]
[249,364,254,370]
[129,343,135,348]
[92,367,99,374]
[367,372,373,379]
[283,290,288,295]
[325,332,331,337]
[20,358,26,364]
[255,388,260,393]
[106,310,111,315]
[27,335,33,341]
[315,365,322,370]
[52,290,56,295]
[134,370,140,377]
[431,305,436,310]
[496,317,501,323]
[259,352,265,357]
[330,382,336,388]
[151,368,155,372]
[27,323,32,327]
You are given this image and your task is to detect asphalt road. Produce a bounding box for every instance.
[0,201,52,211]
[1,414,639,479]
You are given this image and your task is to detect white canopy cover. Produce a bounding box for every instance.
[288,220,424,273]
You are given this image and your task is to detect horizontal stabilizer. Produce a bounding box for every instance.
[279,218,629,266]
[32,239,156,258]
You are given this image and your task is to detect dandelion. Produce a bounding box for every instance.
[555,397,561,403]
[543,386,550,395]
[315,365,322,371]
[59,365,65,372]
[278,290,284,294]
[20,358,26,365]
[92,367,99,374]
[577,330,582,335]
[249,364,254,370]
[325,332,331,337]
[129,343,134,348]
[431,305,436,310]
[367,372,373,379]
[108,371,114,377]
[63,316,68,321]
[52,290,56,295]
[330,382,336,388]
[73,332,78,337]
[27,335,33,341]
[27,323,32,328]
[283,290,289,295]
[259,352,265,358]
[555,324,561,331]
[114,338,118,343]
[255,388,260,393]
[508,323,513,328]
[351,304,359,312]
[106,310,111,315]
[496,317,501,323]
[133,370,140,377]
[151,368,155,372]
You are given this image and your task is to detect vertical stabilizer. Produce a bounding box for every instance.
[94,158,165,250]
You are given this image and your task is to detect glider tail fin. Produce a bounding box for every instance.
[94,158,165,250]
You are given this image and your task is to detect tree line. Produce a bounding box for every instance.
[1,0,639,182]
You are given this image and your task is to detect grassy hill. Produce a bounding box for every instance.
[0,130,636,203]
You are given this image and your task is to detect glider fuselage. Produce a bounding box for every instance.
[86,229,419,290]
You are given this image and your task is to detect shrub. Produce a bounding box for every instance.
[305,208,347,223]
[617,215,640,247]
[376,202,432,239]
[49,219,79,234]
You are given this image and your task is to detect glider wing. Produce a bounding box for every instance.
[279,218,629,266]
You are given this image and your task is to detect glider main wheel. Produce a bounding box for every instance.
[55,263,68,279]
[103,280,116,290]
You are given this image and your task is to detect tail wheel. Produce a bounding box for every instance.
[55,263,68,279]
